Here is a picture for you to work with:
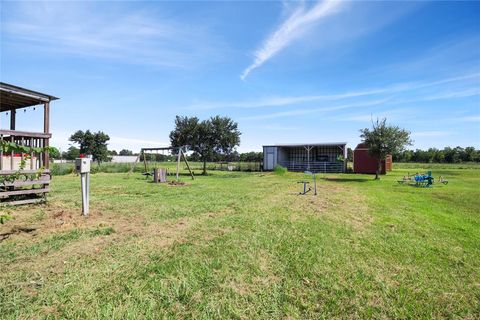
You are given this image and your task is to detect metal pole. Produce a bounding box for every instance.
[86,172,90,213]
[81,173,89,216]
[313,173,317,195]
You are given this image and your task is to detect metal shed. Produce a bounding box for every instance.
[263,143,347,173]
[353,143,392,174]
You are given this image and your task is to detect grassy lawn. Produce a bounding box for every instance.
[1,166,479,319]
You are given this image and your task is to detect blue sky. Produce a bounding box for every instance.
[1,0,479,153]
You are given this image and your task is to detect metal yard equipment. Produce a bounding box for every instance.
[397,171,448,187]
[130,146,194,182]
[297,181,311,195]
[298,171,318,195]
[414,171,434,187]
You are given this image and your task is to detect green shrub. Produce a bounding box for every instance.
[273,165,287,175]
[51,163,75,175]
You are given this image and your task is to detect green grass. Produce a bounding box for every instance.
[51,161,263,176]
[1,165,479,319]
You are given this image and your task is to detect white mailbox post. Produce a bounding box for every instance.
[76,157,91,216]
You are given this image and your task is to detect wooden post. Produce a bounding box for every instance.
[176,147,181,181]
[43,102,50,169]
[30,137,34,169]
[181,149,195,180]
[128,153,141,174]
[20,137,25,167]
[153,168,167,183]
[0,134,3,171]
[10,136,14,170]
[142,149,148,174]
[10,110,16,130]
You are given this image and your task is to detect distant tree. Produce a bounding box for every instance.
[346,147,353,162]
[119,149,133,156]
[239,151,263,162]
[109,150,118,156]
[464,146,478,162]
[169,115,241,175]
[69,130,111,164]
[48,147,61,160]
[360,118,412,179]
[63,146,80,160]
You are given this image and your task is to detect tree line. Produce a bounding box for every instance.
[392,146,479,163]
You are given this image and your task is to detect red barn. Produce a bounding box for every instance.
[353,143,392,174]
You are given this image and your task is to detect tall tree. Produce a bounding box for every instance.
[169,115,241,174]
[360,118,412,179]
[69,130,111,164]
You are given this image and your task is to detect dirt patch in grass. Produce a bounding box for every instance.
[267,181,372,231]
[0,226,37,242]
[168,181,188,186]
[0,200,234,284]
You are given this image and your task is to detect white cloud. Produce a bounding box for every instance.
[4,2,219,68]
[239,99,389,121]
[262,124,299,131]
[454,115,480,122]
[240,0,345,80]
[412,131,452,137]
[189,73,480,110]
[337,108,413,122]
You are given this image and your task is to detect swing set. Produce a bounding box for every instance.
[130,147,194,182]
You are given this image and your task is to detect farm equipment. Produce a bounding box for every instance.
[397,171,449,187]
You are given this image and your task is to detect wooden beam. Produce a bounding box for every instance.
[43,102,50,169]
[43,102,50,133]
[10,110,15,130]
[2,178,50,187]
[176,148,181,181]
[0,130,51,138]
[181,149,195,180]
[0,187,49,198]
[0,197,46,206]
[142,149,148,174]
[0,169,50,175]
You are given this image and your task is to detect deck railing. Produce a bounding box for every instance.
[278,161,345,173]
[0,129,51,205]
[0,129,51,172]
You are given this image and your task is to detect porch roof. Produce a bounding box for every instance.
[0,82,59,112]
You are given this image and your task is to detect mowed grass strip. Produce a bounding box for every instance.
[1,167,479,319]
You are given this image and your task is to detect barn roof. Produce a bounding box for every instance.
[355,142,368,149]
[0,82,59,112]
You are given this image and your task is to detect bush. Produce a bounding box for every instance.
[273,165,287,175]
